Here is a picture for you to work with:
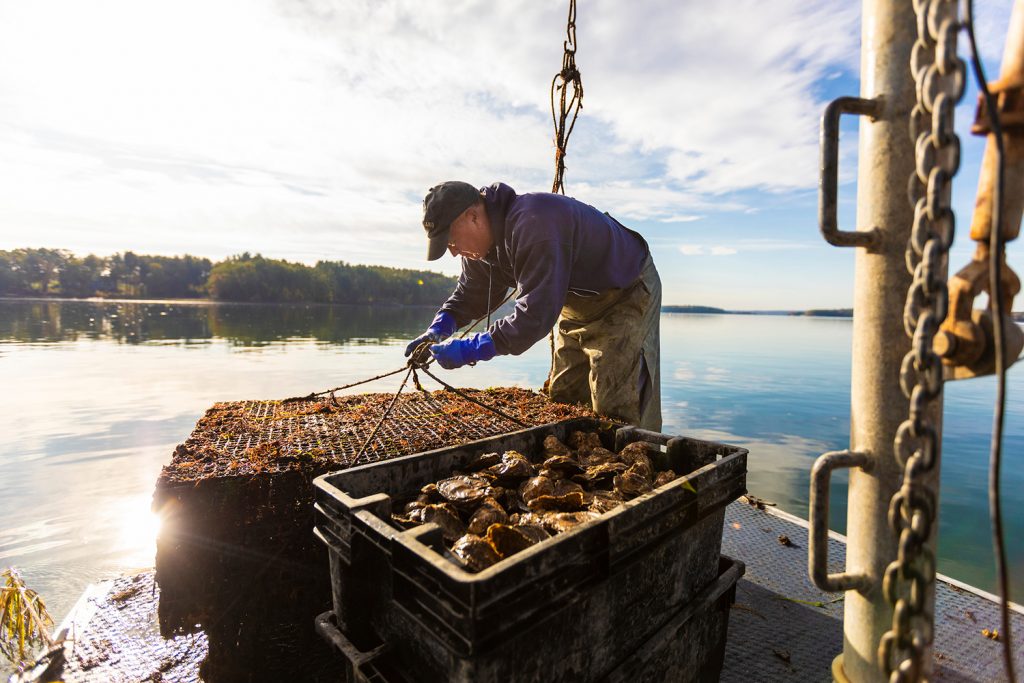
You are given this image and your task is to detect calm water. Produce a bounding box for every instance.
[0,298,1021,627]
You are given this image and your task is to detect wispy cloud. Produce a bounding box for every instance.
[677,244,737,257]
[677,238,813,256]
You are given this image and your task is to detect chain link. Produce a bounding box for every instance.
[881,0,965,679]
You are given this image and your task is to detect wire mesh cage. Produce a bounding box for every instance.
[159,388,595,485]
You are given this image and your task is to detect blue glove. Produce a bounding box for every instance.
[430,332,497,370]
[405,311,457,357]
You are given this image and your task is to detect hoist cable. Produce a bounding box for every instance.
[963,2,1015,680]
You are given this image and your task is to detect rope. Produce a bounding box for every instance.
[417,365,528,428]
[550,0,583,195]
[280,367,408,403]
[546,0,583,392]
[351,366,416,461]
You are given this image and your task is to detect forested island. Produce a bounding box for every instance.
[0,248,456,305]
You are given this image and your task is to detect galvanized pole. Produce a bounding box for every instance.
[839,0,941,680]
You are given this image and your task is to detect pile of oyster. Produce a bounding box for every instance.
[392,431,679,571]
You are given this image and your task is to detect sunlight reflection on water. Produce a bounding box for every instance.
[0,299,1020,625]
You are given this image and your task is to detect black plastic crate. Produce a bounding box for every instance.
[313,418,747,682]
[314,556,746,683]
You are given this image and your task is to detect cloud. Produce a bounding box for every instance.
[678,244,736,257]
[0,0,864,265]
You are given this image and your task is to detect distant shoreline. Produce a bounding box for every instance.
[5,297,1021,321]
[661,305,855,318]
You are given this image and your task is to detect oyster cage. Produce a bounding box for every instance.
[160,388,595,484]
[152,387,595,682]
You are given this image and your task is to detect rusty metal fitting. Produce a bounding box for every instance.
[971,79,1024,135]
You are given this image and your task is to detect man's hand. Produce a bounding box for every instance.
[404,311,457,357]
[429,332,497,370]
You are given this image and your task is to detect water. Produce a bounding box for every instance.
[0,298,1021,630]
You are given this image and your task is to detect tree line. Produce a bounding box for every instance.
[0,248,457,305]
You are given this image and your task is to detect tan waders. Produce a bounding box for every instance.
[548,255,661,431]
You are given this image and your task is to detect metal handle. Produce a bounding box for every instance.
[819,96,883,250]
[809,449,871,592]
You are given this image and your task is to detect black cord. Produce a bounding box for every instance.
[963,3,1015,680]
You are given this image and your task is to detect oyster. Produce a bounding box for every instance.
[437,474,494,509]
[512,512,548,527]
[653,470,677,488]
[542,454,585,476]
[390,512,422,529]
[542,435,572,458]
[579,446,617,468]
[467,497,508,535]
[417,482,443,504]
[568,431,603,452]
[538,467,564,481]
[485,523,539,558]
[617,442,654,481]
[613,465,653,500]
[526,490,587,512]
[465,452,501,471]
[420,503,467,541]
[404,500,428,515]
[513,523,552,544]
[542,510,601,534]
[451,534,501,572]
[553,479,584,496]
[588,490,624,513]
[519,475,555,504]
[573,461,628,487]
[485,450,536,483]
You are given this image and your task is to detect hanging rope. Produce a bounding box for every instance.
[550,0,583,194]
[546,0,584,392]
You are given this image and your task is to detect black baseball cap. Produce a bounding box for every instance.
[422,181,481,261]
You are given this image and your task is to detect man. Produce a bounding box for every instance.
[406,181,662,431]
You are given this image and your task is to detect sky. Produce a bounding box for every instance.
[0,0,1015,309]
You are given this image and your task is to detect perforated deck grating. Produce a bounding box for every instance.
[159,388,595,485]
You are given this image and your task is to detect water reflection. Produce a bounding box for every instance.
[0,299,1020,630]
[0,298,433,346]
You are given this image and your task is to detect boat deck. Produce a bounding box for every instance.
[720,501,1023,682]
[13,501,1023,682]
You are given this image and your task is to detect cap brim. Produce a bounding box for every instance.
[426,229,450,261]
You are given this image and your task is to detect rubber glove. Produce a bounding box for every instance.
[404,311,457,357]
[429,332,497,370]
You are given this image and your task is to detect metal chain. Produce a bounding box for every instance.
[550,0,583,195]
[879,1,965,679]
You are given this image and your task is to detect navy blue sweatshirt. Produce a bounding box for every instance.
[439,183,649,356]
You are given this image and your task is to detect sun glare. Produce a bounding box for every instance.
[113,494,163,569]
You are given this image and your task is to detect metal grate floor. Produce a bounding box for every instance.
[12,571,207,683]
[17,502,1022,682]
[720,502,1024,682]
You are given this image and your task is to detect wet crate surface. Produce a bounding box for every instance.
[152,388,593,682]
[314,420,748,682]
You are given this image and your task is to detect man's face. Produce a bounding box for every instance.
[447,206,492,260]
